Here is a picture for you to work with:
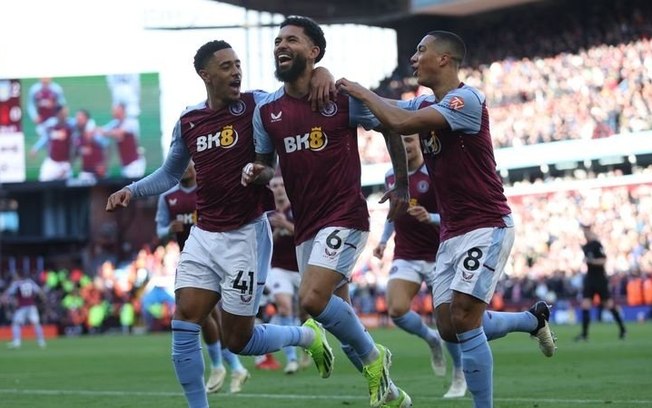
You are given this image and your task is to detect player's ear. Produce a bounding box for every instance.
[198,69,210,83]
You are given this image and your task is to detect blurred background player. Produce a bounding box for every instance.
[575,223,627,341]
[98,103,146,179]
[373,134,465,399]
[29,104,74,181]
[27,77,66,126]
[1,271,47,349]
[156,161,250,394]
[266,172,308,374]
[106,73,141,119]
[73,109,110,182]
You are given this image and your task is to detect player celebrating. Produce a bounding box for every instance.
[106,40,336,408]
[156,161,250,394]
[243,16,412,408]
[337,30,557,407]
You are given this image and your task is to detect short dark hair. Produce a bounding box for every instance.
[194,40,232,73]
[280,16,326,63]
[426,30,466,65]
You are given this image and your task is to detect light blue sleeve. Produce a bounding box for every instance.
[253,104,274,154]
[348,96,380,130]
[32,117,57,151]
[101,119,115,132]
[155,194,171,239]
[127,121,190,198]
[431,88,482,134]
[52,83,66,107]
[252,90,270,105]
[93,133,111,147]
[379,220,395,245]
[395,94,433,112]
[27,84,40,122]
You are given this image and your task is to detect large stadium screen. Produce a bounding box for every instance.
[0,73,162,184]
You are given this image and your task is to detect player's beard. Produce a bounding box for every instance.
[275,54,307,83]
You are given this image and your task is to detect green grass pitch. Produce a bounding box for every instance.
[1,323,651,407]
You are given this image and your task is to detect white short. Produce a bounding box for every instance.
[121,156,146,178]
[388,259,436,287]
[267,267,301,296]
[296,227,369,283]
[39,157,72,181]
[175,215,272,316]
[432,216,515,307]
[12,305,41,325]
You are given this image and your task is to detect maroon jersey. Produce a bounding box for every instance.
[79,136,106,175]
[254,89,379,244]
[7,278,41,308]
[31,85,62,122]
[399,85,511,241]
[160,185,197,249]
[178,92,272,232]
[270,206,299,271]
[45,118,73,162]
[385,164,440,262]
[103,117,140,166]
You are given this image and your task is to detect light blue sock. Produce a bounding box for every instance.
[458,327,493,408]
[445,341,462,369]
[11,324,21,343]
[276,315,298,362]
[392,311,440,346]
[341,343,363,372]
[222,347,244,372]
[34,324,45,343]
[205,341,223,369]
[315,295,376,363]
[482,310,537,341]
[171,320,208,408]
[239,323,303,355]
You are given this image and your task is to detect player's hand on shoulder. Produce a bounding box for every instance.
[309,66,337,112]
[335,77,365,99]
[105,187,133,212]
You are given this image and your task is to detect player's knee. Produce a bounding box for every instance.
[223,332,250,354]
[388,302,410,318]
[299,291,328,317]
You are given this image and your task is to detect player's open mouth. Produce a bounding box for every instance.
[229,80,241,92]
[277,54,292,67]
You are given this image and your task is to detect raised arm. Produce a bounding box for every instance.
[337,78,449,134]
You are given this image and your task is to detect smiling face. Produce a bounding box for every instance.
[199,47,242,105]
[274,25,319,83]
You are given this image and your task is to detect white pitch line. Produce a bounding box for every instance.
[0,388,650,405]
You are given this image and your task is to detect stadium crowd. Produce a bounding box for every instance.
[359,0,652,164]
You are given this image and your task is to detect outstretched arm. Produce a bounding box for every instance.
[337,78,448,134]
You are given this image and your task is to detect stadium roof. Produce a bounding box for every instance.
[214,0,543,26]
